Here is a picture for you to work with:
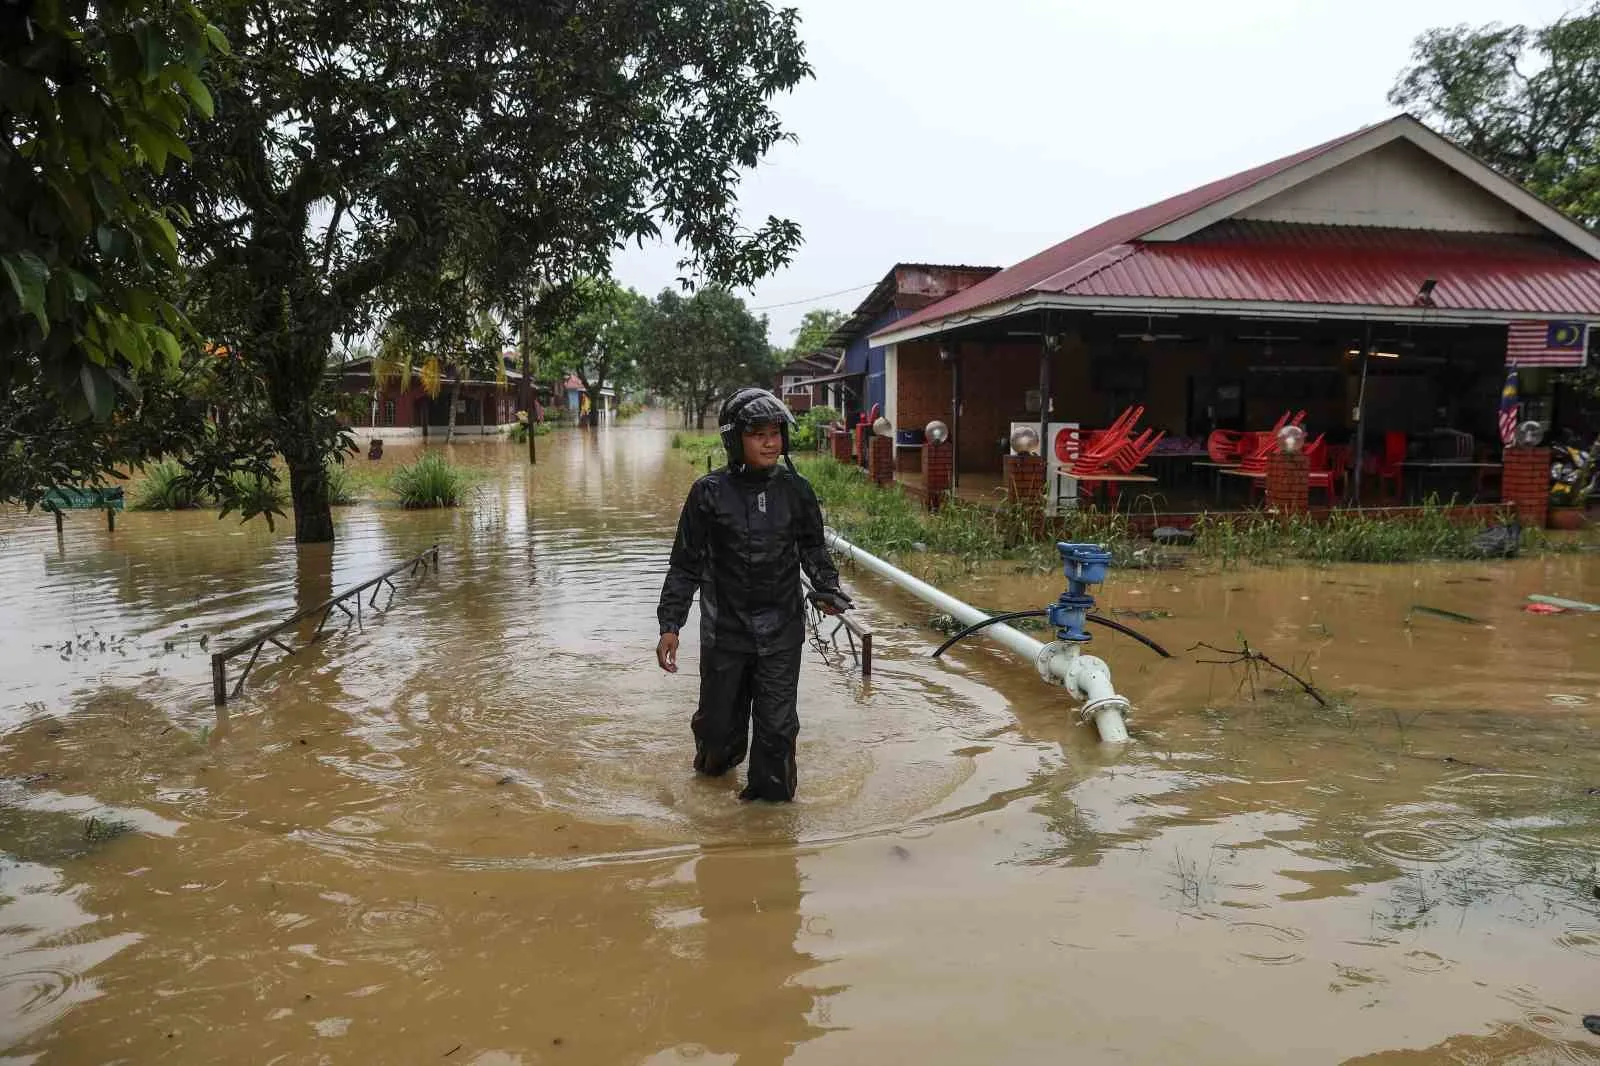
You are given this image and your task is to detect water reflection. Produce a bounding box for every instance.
[1,420,1598,1063]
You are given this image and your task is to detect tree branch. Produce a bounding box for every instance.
[1190,640,1329,707]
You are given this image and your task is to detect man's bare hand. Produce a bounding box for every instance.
[656,632,680,673]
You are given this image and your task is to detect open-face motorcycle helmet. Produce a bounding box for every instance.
[718,387,796,468]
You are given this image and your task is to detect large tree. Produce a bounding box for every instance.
[2,0,225,505]
[534,278,648,428]
[642,287,777,429]
[178,0,810,542]
[1390,4,1600,227]
[786,307,845,360]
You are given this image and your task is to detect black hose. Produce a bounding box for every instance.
[930,610,1048,658]
[1084,613,1173,658]
[931,609,1173,659]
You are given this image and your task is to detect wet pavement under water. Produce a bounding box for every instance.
[1,418,1598,1065]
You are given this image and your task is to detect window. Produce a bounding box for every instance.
[381,399,396,427]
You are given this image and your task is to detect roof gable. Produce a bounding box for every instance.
[873,114,1600,344]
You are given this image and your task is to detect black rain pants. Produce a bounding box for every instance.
[692,644,802,802]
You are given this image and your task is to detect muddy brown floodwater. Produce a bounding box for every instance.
[2,417,1599,1065]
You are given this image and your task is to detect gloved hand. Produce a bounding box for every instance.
[807,588,854,615]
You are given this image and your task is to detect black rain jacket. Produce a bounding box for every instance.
[657,464,842,655]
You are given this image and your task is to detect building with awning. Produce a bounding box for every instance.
[867,114,1600,505]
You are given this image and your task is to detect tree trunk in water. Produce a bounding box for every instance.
[446,381,460,442]
[288,456,335,544]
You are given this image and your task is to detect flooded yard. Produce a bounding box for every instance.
[1,421,1598,1064]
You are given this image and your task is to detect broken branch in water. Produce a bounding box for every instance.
[1191,639,1329,708]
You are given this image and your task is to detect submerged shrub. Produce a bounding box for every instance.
[226,471,289,515]
[326,461,357,506]
[130,459,204,511]
[390,451,464,508]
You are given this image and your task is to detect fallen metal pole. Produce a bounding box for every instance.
[824,529,1131,742]
[210,543,440,705]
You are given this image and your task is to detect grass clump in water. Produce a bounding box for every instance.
[1191,502,1518,566]
[671,431,724,470]
[130,459,205,511]
[390,451,465,508]
[325,460,358,505]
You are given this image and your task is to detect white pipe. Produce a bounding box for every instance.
[825,530,1131,743]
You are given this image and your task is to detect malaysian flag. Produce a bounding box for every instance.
[1505,320,1590,367]
[1498,366,1520,446]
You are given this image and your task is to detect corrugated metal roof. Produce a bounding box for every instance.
[827,263,1002,348]
[876,124,1376,338]
[1061,226,1600,313]
[873,116,1600,339]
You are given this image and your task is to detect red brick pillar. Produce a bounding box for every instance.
[1501,446,1550,527]
[830,429,852,462]
[924,440,953,509]
[1004,454,1046,504]
[855,424,870,468]
[868,435,895,486]
[1266,451,1309,514]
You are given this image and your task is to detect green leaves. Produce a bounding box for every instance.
[174,67,214,119]
[1393,6,1600,227]
[2,252,50,335]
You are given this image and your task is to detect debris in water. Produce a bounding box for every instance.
[1524,603,1566,615]
[1406,605,1482,626]
[1469,522,1521,558]
[444,1045,462,1058]
[1112,607,1172,621]
[1529,594,1600,613]
[889,845,911,861]
[1546,694,1589,707]
[496,775,514,786]
[1152,526,1193,545]
[1585,1015,1600,1036]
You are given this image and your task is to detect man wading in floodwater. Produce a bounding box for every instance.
[655,388,853,802]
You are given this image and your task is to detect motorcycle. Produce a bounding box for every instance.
[1550,431,1600,508]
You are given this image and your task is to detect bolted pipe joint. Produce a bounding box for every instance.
[1035,642,1132,743]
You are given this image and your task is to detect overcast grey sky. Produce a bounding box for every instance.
[610,0,1584,348]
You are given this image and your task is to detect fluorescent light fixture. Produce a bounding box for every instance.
[1345,348,1401,359]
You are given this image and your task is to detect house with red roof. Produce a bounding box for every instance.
[868,114,1600,506]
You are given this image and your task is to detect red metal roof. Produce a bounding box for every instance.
[877,124,1374,337]
[873,117,1600,338]
[1061,223,1600,314]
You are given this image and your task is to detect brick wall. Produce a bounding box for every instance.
[1004,454,1046,503]
[924,440,953,510]
[830,429,852,462]
[1266,452,1309,514]
[869,435,895,486]
[897,342,949,430]
[1501,447,1550,527]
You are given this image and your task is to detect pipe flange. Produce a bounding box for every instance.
[1080,694,1131,725]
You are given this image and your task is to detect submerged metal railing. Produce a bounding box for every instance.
[800,570,873,677]
[209,544,440,704]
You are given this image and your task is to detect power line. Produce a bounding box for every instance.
[748,281,877,312]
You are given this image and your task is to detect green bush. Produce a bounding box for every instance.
[390,451,465,508]
[616,401,644,421]
[790,405,841,451]
[130,459,204,511]
[325,461,358,505]
[508,411,555,443]
[226,471,289,515]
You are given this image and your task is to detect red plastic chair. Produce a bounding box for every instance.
[1206,430,1242,463]
[1376,432,1407,500]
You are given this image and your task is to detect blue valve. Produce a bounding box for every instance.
[1047,543,1113,643]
